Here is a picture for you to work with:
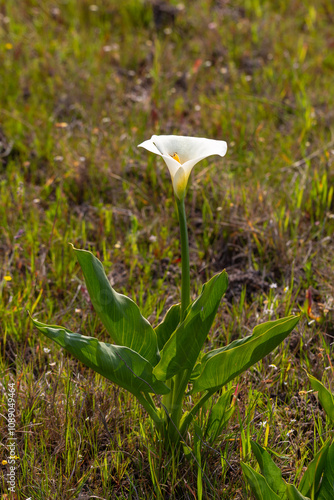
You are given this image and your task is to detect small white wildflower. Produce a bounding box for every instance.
[269,283,277,289]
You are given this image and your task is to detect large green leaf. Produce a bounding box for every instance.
[74,247,159,366]
[298,439,330,498]
[190,316,299,394]
[317,442,334,500]
[153,271,229,381]
[286,485,310,500]
[32,318,170,396]
[308,374,334,423]
[190,316,297,381]
[241,463,282,500]
[154,303,180,351]
[251,441,287,498]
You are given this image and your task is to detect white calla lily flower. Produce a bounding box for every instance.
[138,135,227,199]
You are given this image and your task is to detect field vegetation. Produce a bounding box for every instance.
[1,0,334,498]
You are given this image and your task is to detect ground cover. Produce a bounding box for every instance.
[0,0,333,498]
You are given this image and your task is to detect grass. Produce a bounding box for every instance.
[1,0,334,498]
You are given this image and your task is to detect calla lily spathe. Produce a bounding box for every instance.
[138,135,227,199]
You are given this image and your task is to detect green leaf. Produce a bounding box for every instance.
[241,463,282,500]
[205,388,235,443]
[154,303,181,351]
[74,247,159,366]
[32,318,170,396]
[190,316,299,394]
[153,271,229,381]
[317,442,334,500]
[251,441,287,497]
[286,484,310,500]
[308,374,334,423]
[298,439,330,498]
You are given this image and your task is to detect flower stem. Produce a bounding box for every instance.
[176,198,190,321]
[165,198,191,444]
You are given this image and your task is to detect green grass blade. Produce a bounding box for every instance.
[153,271,228,381]
[241,463,282,500]
[190,316,300,394]
[251,441,287,497]
[32,318,170,396]
[308,374,334,423]
[74,247,160,366]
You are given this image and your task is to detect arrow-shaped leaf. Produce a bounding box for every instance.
[241,462,282,500]
[286,484,310,500]
[154,303,181,351]
[190,316,299,394]
[74,247,159,366]
[32,318,169,396]
[308,374,334,423]
[298,438,330,498]
[153,271,228,381]
[317,441,334,500]
[251,441,287,497]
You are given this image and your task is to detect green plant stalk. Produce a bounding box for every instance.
[165,197,191,443]
[168,368,192,443]
[176,197,190,320]
[179,389,216,436]
[136,392,162,425]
